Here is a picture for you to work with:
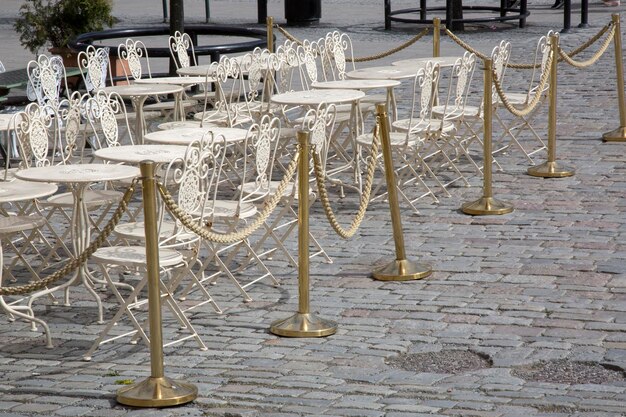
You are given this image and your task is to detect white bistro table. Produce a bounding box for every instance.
[346,66,418,81]
[144,127,248,146]
[16,164,140,323]
[312,79,401,121]
[93,144,188,165]
[100,84,184,144]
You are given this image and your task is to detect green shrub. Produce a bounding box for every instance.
[15,0,115,54]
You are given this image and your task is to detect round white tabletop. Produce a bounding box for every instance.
[94,144,188,164]
[0,179,58,203]
[392,56,461,67]
[346,66,417,81]
[134,76,215,85]
[311,79,401,90]
[101,84,183,97]
[177,64,214,77]
[144,127,248,146]
[270,89,365,106]
[16,164,140,184]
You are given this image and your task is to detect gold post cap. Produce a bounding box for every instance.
[117,376,197,408]
[602,126,626,142]
[527,161,575,178]
[461,197,514,216]
[270,313,337,338]
[372,259,432,281]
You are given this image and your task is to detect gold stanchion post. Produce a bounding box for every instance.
[527,34,575,177]
[117,161,198,408]
[433,17,441,58]
[266,16,275,53]
[461,59,514,215]
[270,131,337,338]
[372,104,432,281]
[603,13,626,142]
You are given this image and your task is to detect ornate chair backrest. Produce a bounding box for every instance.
[296,39,321,90]
[490,40,512,104]
[406,61,441,136]
[57,91,90,164]
[78,45,111,93]
[27,55,68,108]
[212,56,248,127]
[321,31,355,81]
[14,102,58,168]
[118,39,151,82]
[275,40,299,93]
[235,115,282,210]
[163,132,225,246]
[169,31,197,70]
[85,90,133,149]
[526,34,551,100]
[440,52,477,121]
[302,102,337,173]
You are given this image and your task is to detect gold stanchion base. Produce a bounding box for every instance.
[461,197,514,216]
[270,313,337,338]
[527,161,575,178]
[117,376,197,408]
[372,259,432,281]
[602,126,626,142]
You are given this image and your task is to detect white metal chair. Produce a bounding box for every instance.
[0,214,52,348]
[200,115,282,302]
[244,106,333,268]
[493,35,551,164]
[83,134,224,359]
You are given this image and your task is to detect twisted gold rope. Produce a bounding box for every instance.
[558,24,616,68]
[158,149,300,244]
[312,123,380,239]
[274,24,430,62]
[444,21,613,69]
[492,48,553,117]
[0,181,138,296]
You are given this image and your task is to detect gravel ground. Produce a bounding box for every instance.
[386,349,493,374]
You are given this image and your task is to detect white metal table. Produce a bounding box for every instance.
[16,164,140,323]
[143,127,248,146]
[311,79,401,121]
[93,144,188,165]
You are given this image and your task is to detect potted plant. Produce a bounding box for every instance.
[14,0,115,63]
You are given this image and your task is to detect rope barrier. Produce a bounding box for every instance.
[558,24,616,68]
[445,21,614,69]
[348,29,430,63]
[492,48,554,117]
[312,123,381,239]
[274,24,430,63]
[158,148,300,244]
[0,180,138,297]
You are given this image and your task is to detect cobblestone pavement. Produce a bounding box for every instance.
[1,1,626,416]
